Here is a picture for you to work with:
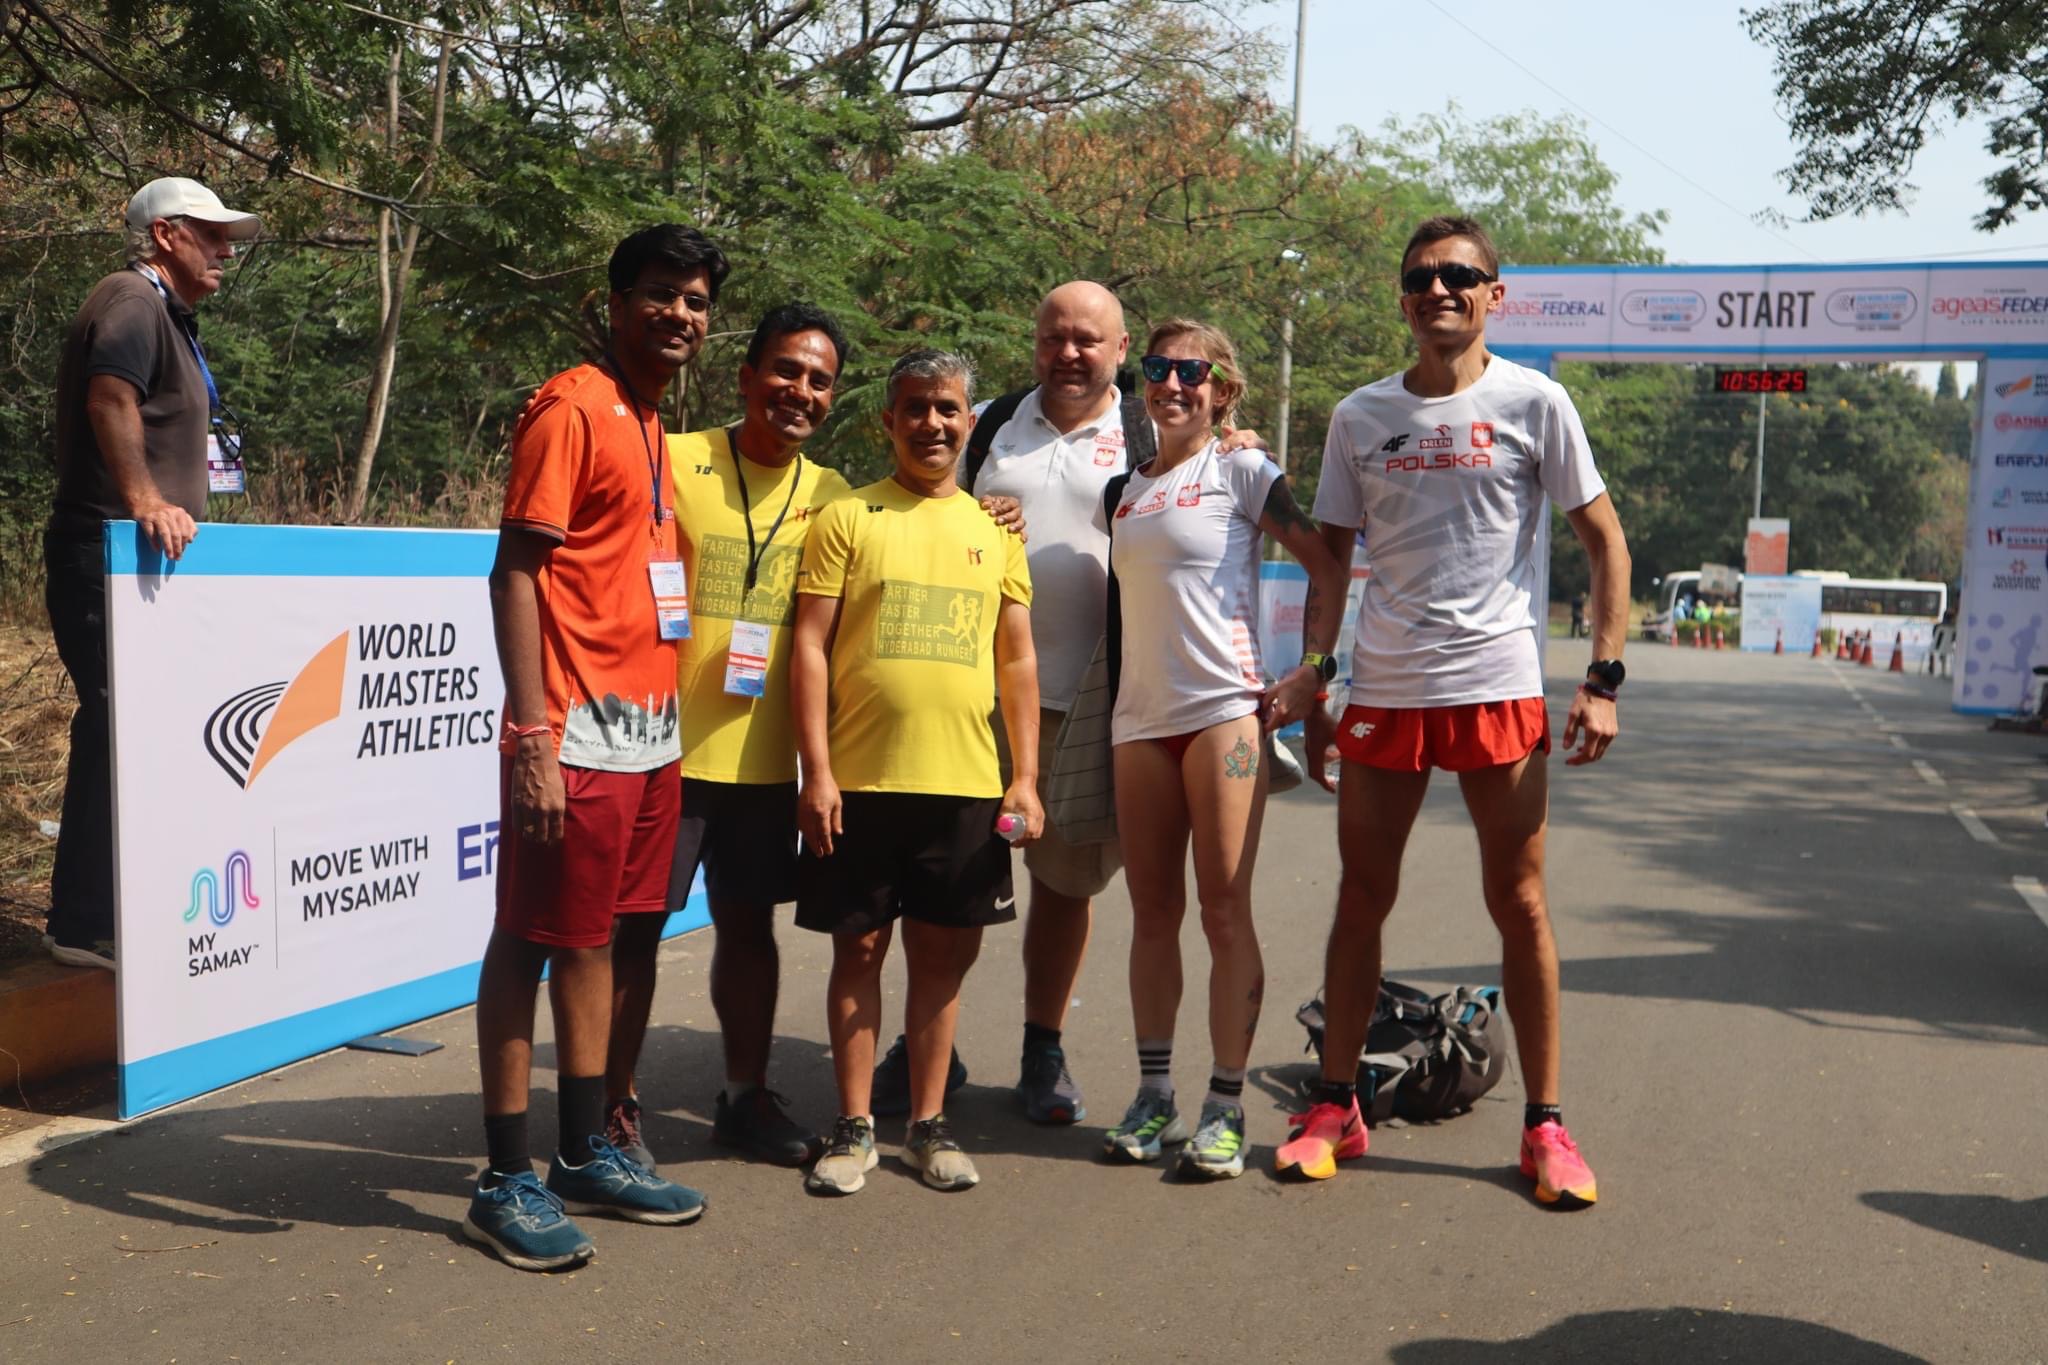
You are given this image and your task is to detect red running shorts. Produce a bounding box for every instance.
[495,759,681,948]
[1333,698,1550,773]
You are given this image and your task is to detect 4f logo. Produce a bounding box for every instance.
[1349,721,1374,739]
[1380,434,1410,453]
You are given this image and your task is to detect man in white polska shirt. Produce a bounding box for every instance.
[869,280,1266,1126]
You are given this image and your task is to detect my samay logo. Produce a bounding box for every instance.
[204,632,348,788]
[183,849,260,929]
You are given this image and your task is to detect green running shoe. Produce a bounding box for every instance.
[1177,1101,1247,1180]
[1103,1088,1190,1163]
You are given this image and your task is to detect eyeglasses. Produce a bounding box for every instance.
[1140,354,1215,386]
[1400,262,1497,295]
[636,285,712,313]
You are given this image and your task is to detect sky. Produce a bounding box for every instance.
[1256,0,2046,269]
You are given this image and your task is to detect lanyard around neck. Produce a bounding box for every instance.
[134,264,221,413]
[603,354,666,533]
[725,424,803,594]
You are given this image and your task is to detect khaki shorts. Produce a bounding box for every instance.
[994,706,1124,900]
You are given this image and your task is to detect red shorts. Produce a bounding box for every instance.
[1333,698,1550,773]
[495,759,681,949]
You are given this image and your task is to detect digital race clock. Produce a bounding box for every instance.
[1713,367,1807,393]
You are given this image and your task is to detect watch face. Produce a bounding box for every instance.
[1589,659,1626,688]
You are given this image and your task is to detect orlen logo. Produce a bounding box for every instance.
[1418,424,1455,450]
[1620,290,1706,328]
[1825,288,1917,327]
[1932,293,2048,319]
[204,632,347,788]
[1995,412,2048,432]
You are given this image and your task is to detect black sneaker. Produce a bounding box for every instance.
[870,1034,967,1118]
[1015,1046,1085,1124]
[605,1096,655,1171]
[712,1089,823,1167]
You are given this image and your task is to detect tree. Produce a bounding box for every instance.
[1746,1,2048,231]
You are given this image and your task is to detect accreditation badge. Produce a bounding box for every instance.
[206,432,246,494]
[649,557,692,641]
[723,619,770,697]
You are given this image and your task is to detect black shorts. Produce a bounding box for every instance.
[668,779,800,909]
[795,792,1015,936]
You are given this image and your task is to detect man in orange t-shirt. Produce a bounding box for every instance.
[463,225,729,1273]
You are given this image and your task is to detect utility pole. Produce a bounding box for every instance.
[1753,390,1767,519]
[1274,0,1307,476]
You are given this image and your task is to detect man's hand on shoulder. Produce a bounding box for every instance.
[980,494,1028,543]
[1217,424,1270,455]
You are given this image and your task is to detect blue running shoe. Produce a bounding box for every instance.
[462,1170,594,1272]
[546,1136,706,1225]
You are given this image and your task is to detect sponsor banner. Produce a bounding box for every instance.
[1745,518,1790,576]
[1958,359,2048,711]
[106,524,707,1118]
[1492,262,2048,353]
[1738,576,1821,653]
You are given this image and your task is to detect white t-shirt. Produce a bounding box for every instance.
[970,387,1133,710]
[1313,356,1605,707]
[1104,439,1282,743]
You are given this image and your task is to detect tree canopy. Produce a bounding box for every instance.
[1746,1,2048,231]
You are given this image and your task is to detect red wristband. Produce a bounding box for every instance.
[500,721,551,754]
[1314,691,1330,702]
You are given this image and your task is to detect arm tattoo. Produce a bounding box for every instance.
[1261,476,1317,536]
[1223,736,1258,779]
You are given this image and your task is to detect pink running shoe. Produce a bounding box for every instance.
[1519,1120,1597,1206]
[1274,1098,1368,1180]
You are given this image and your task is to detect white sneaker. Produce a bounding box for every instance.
[45,934,115,971]
[902,1115,979,1191]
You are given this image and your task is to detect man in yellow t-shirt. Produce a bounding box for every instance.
[607,304,852,1172]
[791,349,1042,1196]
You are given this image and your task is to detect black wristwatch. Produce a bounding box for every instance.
[1300,651,1339,683]
[1586,659,1626,691]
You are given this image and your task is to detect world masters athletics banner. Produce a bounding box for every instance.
[106,523,707,1118]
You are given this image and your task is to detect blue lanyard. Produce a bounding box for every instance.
[134,265,221,414]
[602,355,667,533]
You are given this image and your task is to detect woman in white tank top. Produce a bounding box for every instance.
[1097,320,1349,1179]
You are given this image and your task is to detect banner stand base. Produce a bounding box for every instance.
[344,1035,444,1057]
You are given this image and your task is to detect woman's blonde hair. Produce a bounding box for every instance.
[1143,318,1246,426]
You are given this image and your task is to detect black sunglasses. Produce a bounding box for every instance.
[1140,354,1216,385]
[1400,262,1498,295]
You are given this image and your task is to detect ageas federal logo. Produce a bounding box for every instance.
[204,622,496,789]
[183,849,262,977]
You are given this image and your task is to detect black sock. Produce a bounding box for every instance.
[1525,1103,1563,1131]
[558,1074,607,1161]
[483,1111,530,1179]
[1315,1079,1358,1111]
[1023,1022,1062,1053]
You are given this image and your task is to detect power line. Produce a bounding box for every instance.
[1420,0,1821,262]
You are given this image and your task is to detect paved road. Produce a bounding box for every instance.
[3,645,2044,1361]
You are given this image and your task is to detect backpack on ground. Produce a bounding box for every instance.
[1295,980,1506,1124]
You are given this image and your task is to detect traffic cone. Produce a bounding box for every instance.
[1836,633,1849,660]
[1811,632,1824,659]
[1775,627,1784,656]
[1694,625,1704,649]
[1888,632,1904,672]
[1859,634,1875,667]
[1712,625,1724,650]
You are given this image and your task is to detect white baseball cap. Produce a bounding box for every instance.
[125,177,262,241]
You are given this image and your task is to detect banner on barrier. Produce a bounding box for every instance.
[106,523,705,1118]
[1959,360,2048,711]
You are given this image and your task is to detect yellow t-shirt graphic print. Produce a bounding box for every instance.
[669,427,854,784]
[798,478,1032,798]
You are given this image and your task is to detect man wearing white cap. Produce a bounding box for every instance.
[42,176,260,969]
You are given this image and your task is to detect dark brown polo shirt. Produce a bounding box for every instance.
[52,268,210,522]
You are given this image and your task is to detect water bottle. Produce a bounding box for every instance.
[996,811,1027,844]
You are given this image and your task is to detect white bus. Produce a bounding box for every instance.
[1643,569,1948,654]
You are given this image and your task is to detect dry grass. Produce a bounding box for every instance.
[0,622,66,958]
